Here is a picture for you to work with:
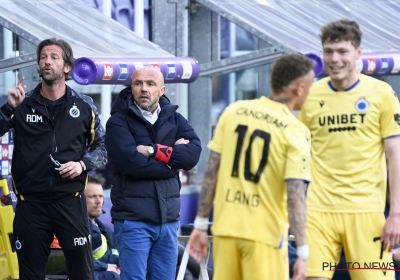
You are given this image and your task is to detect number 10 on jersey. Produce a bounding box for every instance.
[231,125,271,183]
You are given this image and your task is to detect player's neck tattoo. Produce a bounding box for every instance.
[271,97,292,104]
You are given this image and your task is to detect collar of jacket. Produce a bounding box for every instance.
[130,95,178,120]
[29,83,73,105]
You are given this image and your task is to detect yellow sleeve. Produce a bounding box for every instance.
[208,107,228,154]
[379,84,400,139]
[284,125,312,183]
[297,107,309,128]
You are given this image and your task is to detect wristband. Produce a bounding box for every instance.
[154,144,173,164]
[194,216,209,231]
[392,246,400,255]
[79,161,86,172]
[297,244,309,260]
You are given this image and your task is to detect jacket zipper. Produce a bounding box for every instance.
[50,115,57,190]
[52,116,57,153]
[50,116,56,189]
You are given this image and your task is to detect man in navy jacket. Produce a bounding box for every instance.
[105,67,201,280]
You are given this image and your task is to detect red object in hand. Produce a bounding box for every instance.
[154,144,173,164]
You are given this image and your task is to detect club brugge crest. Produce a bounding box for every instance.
[69,104,80,118]
[355,97,369,113]
[15,239,22,250]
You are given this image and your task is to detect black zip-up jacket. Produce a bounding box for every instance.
[106,88,201,223]
[0,83,107,202]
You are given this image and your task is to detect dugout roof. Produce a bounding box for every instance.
[196,0,400,53]
[0,0,174,72]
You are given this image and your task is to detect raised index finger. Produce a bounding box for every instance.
[17,77,25,87]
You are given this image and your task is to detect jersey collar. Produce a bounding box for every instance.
[328,79,360,92]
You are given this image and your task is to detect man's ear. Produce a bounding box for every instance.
[295,81,305,97]
[159,86,166,97]
[64,64,71,75]
[356,46,362,60]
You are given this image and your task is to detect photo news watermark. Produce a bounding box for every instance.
[323,261,398,273]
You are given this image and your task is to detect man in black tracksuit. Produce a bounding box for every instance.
[0,38,107,280]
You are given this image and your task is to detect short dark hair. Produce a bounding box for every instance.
[320,19,362,48]
[270,53,314,93]
[88,174,106,188]
[36,38,74,80]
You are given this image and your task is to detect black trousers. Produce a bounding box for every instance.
[13,193,94,280]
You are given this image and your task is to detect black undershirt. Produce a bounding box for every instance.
[42,96,64,127]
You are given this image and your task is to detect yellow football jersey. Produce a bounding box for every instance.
[298,73,400,213]
[209,97,311,248]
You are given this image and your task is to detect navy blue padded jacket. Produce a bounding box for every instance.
[105,87,201,223]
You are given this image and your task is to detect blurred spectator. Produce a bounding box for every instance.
[85,174,120,280]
